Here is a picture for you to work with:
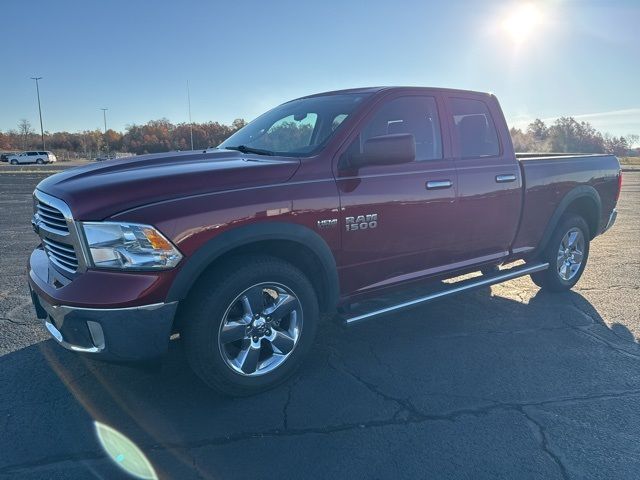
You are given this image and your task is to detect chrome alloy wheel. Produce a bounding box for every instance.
[218,283,303,377]
[556,227,585,281]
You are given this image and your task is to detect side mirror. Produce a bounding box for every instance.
[349,133,415,168]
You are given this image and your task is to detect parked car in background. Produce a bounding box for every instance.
[1,152,19,162]
[8,151,57,165]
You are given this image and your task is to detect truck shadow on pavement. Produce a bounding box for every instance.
[2,287,640,479]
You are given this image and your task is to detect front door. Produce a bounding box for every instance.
[334,93,458,295]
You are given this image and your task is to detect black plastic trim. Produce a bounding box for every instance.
[534,185,602,256]
[166,222,339,312]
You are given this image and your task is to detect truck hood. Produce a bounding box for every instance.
[36,149,300,220]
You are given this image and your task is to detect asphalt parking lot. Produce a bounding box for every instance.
[1,164,639,479]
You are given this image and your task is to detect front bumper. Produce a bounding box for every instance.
[28,248,178,362]
[30,289,177,361]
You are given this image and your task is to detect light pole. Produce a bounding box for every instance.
[30,77,45,150]
[101,108,108,154]
[187,80,194,150]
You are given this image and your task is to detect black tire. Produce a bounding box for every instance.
[531,214,590,292]
[36,159,44,164]
[10,160,17,165]
[480,264,500,276]
[182,255,319,396]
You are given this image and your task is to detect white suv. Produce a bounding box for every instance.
[8,151,57,165]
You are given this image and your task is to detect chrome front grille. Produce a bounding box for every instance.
[42,238,79,272]
[33,190,86,275]
[36,201,69,234]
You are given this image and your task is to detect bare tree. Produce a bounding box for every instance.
[626,134,639,149]
[17,119,33,150]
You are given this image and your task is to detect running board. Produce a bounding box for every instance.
[342,262,549,326]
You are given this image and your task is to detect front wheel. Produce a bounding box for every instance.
[182,255,319,396]
[531,214,590,292]
[10,160,17,165]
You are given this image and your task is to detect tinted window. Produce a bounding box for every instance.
[218,93,370,157]
[259,113,318,152]
[360,96,442,162]
[451,98,500,158]
[331,113,348,131]
[38,152,47,155]
[27,152,38,156]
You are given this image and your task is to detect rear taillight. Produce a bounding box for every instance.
[615,172,622,202]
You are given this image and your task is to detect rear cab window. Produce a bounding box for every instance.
[450,98,500,158]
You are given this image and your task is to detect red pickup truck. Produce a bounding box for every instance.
[28,87,621,395]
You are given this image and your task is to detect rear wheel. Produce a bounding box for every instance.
[36,159,44,164]
[182,255,319,396]
[531,214,590,292]
[10,159,17,165]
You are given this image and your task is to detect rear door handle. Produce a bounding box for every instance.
[426,180,452,190]
[495,174,516,183]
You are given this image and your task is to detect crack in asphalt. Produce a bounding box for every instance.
[577,285,639,292]
[567,295,640,360]
[327,352,418,419]
[574,327,640,360]
[520,407,570,480]
[282,375,301,431]
[6,388,640,476]
[2,319,639,476]
[0,316,30,326]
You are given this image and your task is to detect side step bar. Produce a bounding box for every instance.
[343,262,549,326]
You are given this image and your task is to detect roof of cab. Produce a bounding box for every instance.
[298,86,493,99]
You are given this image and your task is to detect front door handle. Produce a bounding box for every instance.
[495,174,517,183]
[426,180,452,190]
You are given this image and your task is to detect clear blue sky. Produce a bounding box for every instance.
[1,0,639,140]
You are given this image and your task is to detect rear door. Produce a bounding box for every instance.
[446,94,522,264]
[334,92,458,294]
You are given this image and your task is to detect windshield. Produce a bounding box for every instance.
[218,93,370,157]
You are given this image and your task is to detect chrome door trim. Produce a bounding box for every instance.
[495,174,517,183]
[425,180,453,190]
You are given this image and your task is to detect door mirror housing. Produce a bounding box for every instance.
[347,133,415,168]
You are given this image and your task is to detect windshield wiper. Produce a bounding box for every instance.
[224,145,274,156]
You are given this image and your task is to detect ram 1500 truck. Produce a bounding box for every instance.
[28,87,621,395]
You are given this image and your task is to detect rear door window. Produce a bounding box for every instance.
[27,152,38,156]
[451,98,500,158]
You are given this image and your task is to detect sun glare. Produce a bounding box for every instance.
[501,3,544,44]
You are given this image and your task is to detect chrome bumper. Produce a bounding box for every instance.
[30,289,177,361]
[602,208,617,234]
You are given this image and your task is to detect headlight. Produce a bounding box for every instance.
[80,222,182,270]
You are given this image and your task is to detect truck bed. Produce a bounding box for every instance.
[511,153,620,256]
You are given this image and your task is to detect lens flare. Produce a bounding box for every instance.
[95,421,158,480]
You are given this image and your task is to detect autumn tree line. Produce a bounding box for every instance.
[510,117,638,157]
[0,118,247,159]
[0,116,638,160]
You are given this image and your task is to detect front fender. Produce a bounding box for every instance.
[165,222,339,310]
